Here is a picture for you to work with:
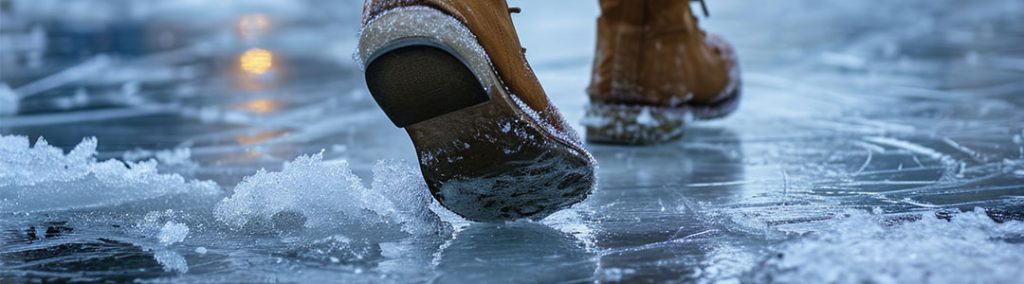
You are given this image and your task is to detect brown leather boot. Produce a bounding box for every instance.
[358,0,596,222]
[585,0,742,144]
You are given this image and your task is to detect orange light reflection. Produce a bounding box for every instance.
[238,14,271,39]
[239,48,273,75]
[238,99,282,114]
[236,129,288,145]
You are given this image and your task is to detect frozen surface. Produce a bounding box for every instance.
[753,209,1024,283]
[2,0,1023,282]
[0,84,16,115]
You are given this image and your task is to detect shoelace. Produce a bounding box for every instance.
[508,6,524,53]
[691,0,709,17]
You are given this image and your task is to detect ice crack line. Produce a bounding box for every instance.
[863,137,946,160]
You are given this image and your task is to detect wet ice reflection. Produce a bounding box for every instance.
[236,99,282,114]
[436,223,595,283]
[1,0,1023,282]
[239,48,274,75]
[237,14,271,40]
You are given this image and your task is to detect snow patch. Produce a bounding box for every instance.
[754,209,1024,283]
[214,153,446,238]
[137,209,190,246]
[0,135,219,213]
[132,210,192,272]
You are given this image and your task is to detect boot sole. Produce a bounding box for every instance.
[358,6,596,222]
[584,84,742,145]
[365,39,489,128]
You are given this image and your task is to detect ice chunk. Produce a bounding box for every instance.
[153,250,189,273]
[0,83,18,116]
[214,153,446,238]
[754,209,1024,283]
[158,221,190,246]
[0,135,219,213]
[131,210,193,272]
[0,135,95,186]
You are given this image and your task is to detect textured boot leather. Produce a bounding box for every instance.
[588,0,739,107]
[363,0,574,135]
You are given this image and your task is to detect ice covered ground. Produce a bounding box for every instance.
[2,0,1024,282]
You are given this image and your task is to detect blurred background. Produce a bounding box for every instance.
[1,0,1023,283]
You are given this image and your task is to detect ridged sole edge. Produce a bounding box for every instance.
[584,86,742,145]
[358,6,596,222]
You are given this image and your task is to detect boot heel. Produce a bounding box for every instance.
[358,6,596,222]
[364,39,490,128]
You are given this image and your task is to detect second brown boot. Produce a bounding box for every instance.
[585,0,742,144]
[358,0,597,222]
